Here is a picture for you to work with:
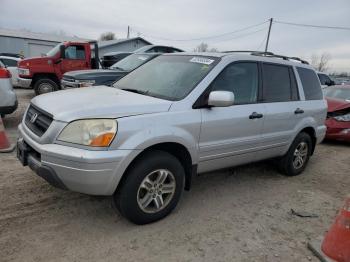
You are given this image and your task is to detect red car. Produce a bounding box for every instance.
[324,85,350,142]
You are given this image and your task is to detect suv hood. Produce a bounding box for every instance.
[31,86,172,122]
[63,69,126,80]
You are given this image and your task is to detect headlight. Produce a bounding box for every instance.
[57,119,117,147]
[334,113,350,122]
[18,68,30,76]
[77,79,95,88]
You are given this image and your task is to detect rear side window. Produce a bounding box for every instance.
[297,67,322,100]
[262,63,298,102]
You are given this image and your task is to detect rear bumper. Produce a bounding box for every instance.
[0,100,18,115]
[316,125,327,144]
[17,77,32,88]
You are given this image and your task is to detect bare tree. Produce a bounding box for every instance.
[311,52,331,72]
[193,42,218,52]
[99,32,116,41]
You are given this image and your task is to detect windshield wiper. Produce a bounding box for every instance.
[120,88,149,95]
[111,66,125,71]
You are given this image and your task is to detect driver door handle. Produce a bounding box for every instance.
[249,112,263,119]
[294,108,304,114]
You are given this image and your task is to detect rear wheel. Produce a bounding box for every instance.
[34,78,59,96]
[114,150,185,224]
[279,132,312,176]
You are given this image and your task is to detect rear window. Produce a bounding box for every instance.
[262,63,298,102]
[297,67,323,100]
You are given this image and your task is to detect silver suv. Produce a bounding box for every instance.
[17,51,327,224]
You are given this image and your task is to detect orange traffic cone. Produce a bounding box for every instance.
[321,196,350,262]
[0,117,15,153]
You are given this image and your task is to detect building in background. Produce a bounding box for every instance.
[0,28,91,58]
[0,28,152,58]
[97,37,152,56]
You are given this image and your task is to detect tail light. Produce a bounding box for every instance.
[0,68,11,78]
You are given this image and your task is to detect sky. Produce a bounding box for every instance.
[1,0,350,72]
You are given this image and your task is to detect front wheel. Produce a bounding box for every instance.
[114,150,185,224]
[33,78,59,96]
[279,132,312,176]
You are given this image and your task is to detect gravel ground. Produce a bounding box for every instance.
[0,89,349,262]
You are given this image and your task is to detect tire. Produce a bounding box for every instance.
[33,78,59,96]
[114,150,185,225]
[279,132,312,176]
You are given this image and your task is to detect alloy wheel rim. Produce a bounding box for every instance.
[293,142,308,169]
[137,169,176,214]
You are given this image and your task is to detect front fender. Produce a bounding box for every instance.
[110,111,201,164]
[105,111,201,195]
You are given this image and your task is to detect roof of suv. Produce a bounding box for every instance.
[162,51,312,68]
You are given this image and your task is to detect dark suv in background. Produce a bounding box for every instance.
[61,53,160,88]
[101,45,183,68]
[61,45,184,89]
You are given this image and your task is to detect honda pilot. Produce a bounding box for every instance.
[17,52,327,224]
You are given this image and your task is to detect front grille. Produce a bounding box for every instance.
[25,105,53,137]
[62,76,75,82]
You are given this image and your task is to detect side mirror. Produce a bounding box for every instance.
[59,45,65,59]
[208,91,234,107]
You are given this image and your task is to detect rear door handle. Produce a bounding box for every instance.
[249,112,263,119]
[294,108,304,114]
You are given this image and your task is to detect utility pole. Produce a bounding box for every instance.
[127,26,130,39]
[264,18,273,53]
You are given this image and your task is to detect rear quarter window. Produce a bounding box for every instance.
[262,63,298,102]
[297,67,323,100]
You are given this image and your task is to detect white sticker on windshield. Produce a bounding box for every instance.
[138,56,148,61]
[190,57,214,65]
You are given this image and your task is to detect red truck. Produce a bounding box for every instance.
[18,41,99,95]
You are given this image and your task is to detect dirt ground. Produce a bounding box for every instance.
[0,89,349,262]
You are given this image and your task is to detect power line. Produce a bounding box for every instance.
[274,20,350,31]
[257,33,268,51]
[209,26,268,43]
[137,20,269,42]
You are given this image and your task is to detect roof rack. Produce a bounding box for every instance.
[221,50,267,54]
[251,51,309,64]
[222,50,309,64]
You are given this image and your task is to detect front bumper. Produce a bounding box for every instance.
[325,118,350,142]
[17,123,137,195]
[17,77,32,88]
[61,79,79,89]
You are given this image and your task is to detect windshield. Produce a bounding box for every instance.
[324,87,350,100]
[113,55,218,101]
[110,54,155,71]
[46,44,61,57]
